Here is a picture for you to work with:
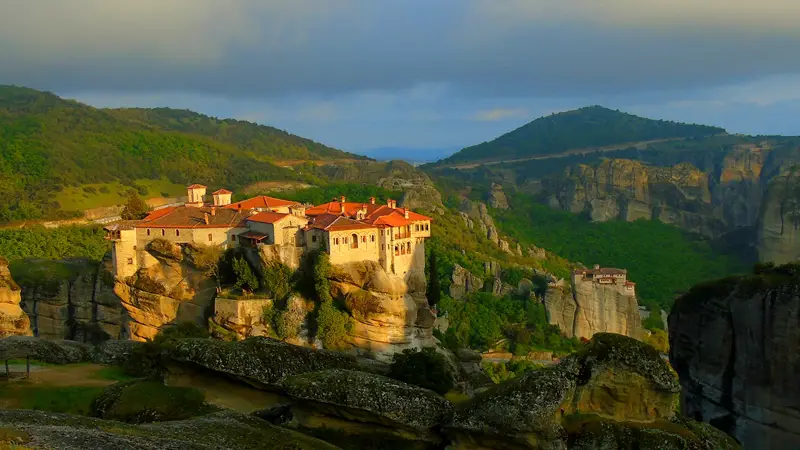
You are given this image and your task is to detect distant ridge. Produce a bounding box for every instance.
[432,106,726,167]
[0,85,364,222]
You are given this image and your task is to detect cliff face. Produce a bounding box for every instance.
[669,264,800,449]
[542,145,800,262]
[0,261,32,337]
[15,258,125,342]
[545,281,642,340]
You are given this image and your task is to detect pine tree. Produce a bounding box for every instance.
[233,256,259,293]
[120,191,150,220]
[427,251,441,307]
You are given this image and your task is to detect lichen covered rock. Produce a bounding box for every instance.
[91,339,145,365]
[164,336,357,390]
[0,335,90,364]
[447,333,736,449]
[0,408,339,449]
[91,380,212,424]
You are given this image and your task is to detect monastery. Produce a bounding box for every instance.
[572,264,636,297]
[104,184,432,279]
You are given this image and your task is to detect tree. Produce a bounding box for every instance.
[427,251,441,307]
[262,260,294,302]
[233,256,259,293]
[192,244,224,290]
[388,347,454,395]
[316,300,351,350]
[120,191,150,220]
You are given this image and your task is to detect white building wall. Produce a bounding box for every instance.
[328,229,381,265]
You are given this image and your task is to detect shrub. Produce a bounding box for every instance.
[120,191,150,220]
[233,256,259,292]
[275,300,306,340]
[98,186,110,194]
[82,186,97,194]
[388,347,454,395]
[316,300,352,350]
[345,289,382,321]
[312,251,333,303]
[262,260,294,302]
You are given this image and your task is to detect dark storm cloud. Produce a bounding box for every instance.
[2,0,800,99]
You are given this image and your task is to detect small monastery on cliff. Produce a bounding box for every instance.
[104,184,432,279]
[572,264,636,297]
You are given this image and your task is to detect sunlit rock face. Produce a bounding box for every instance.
[0,260,31,337]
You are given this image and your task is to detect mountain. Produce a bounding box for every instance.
[356,146,459,164]
[431,106,725,167]
[0,85,364,222]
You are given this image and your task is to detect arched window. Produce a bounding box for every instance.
[407,242,412,253]
[208,233,213,242]
[161,229,165,236]
[146,229,151,236]
[394,245,399,256]
[361,235,366,243]
[350,233,358,249]
[370,235,375,242]
[176,230,180,237]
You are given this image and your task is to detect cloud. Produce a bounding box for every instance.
[472,108,529,122]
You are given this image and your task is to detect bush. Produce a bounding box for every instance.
[388,347,454,395]
[91,380,213,424]
[316,300,352,350]
[120,191,150,220]
[483,359,543,384]
[82,186,97,194]
[275,300,306,340]
[262,260,294,302]
[233,256,259,292]
[98,186,110,194]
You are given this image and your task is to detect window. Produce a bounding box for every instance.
[146,229,151,236]
[334,238,339,245]
[312,235,317,243]
[344,237,348,244]
[126,258,134,265]
[176,230,180,237]
[208,233,213,242]
[370,235,375,242]
[406,242,411,253]
[351,233,359,249]
[394,245,399,256]
[161,229,165,236]
[361,235,366,243]
[232,235,237,242]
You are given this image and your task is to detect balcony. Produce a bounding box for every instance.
[393,233,411,240]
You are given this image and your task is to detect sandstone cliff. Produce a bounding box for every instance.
[545,281,641,340]
[669,263,800,449]
[756,172,800,264]
[14,257,124,342]
[0,260,31,337]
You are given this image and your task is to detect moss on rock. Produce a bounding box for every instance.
[0,336,91,364]
[283,369,453,431]
[91,380,214,424]
[163,336,357,390]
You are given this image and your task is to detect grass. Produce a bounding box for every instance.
[0,382,104,415]
[55,178,187,212]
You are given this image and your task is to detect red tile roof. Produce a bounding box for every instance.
[246,211,289,224]
[371,212,412,227]
[305,200,432,224]
[224,196,300,211]
[137,206,246,228]
[212,189,232,195]
[307,214,376,232]
[187,184,207,189]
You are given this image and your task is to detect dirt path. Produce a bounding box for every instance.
[8,363,117,387]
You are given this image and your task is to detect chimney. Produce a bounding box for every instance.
[340,202,346,214]
[387,198,396,209]
[203,213,210,225]
[340,195,346,203]
[211,207,216,216]
[404,208,409,219]
[369,197,375,205]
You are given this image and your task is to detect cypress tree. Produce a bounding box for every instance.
[427,251,441,306]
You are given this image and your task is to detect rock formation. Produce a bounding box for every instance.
[0,259,31,337]
[447,333,737,449]
[487,183,509,209]
[756,173,800,264]
[331,260,436,361]
[14,257,125,342]
[449,264,485,300]
[544,268,642,340]
[669,263,800,449]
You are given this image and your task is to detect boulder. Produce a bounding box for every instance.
[446,333,738,450]
[449,264,484,300]
[0,335,90,364]
[517,279,535,297]
[91,339,146,366]
[487,183,509,210]
[0,409,338,450]
[91,380,212,424]
[669,264,800,449]
[280,369,453,447]
[163,336,357,390]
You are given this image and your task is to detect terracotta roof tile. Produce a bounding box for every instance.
[187,184,207,189]
[212,189,232,195]
[137,206,246,228]
[247,211,289,224]
[224,195,300,211]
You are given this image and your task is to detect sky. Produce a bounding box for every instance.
[2,1,800,154]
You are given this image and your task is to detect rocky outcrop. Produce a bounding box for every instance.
[279,369,453,447]
[0,409,337,450]
[447,333,738,449]
[14,257,125,342]
[669,263,800,449]
[116,241,219,341]
[91,380,210,424]
[332,260,436,361]
[545,279,642,340]
[449,264,485,300]
[0,335,91,364]
[164,336,358,390]
[487,183,509,209]
[0,260,31,337]
[756,173,800,264]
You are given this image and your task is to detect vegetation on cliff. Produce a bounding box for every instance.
[388,347,455,395]
[493,192,747,310]
[433,106,724,166]
[0,226,109,262]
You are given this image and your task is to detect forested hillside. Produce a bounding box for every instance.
[0,86,359,222]
[433,106,725,166]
